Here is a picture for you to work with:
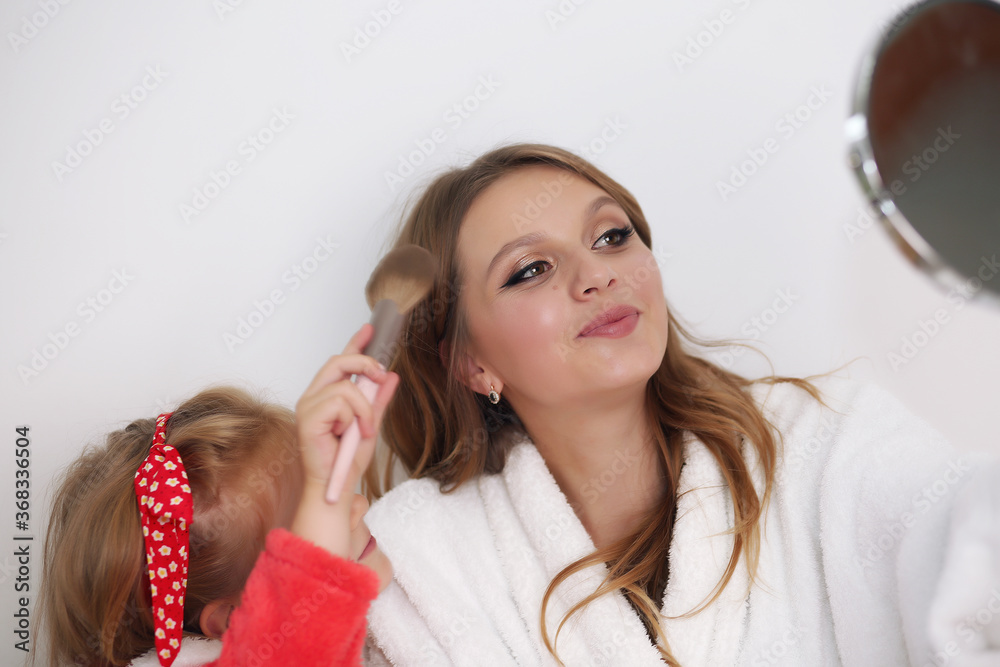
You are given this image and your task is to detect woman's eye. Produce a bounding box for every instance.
[594,225,635,249]
[503,261,549,287]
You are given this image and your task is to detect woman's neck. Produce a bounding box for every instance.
[513,388,667,550]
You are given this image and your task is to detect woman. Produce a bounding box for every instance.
[360,143,998,666]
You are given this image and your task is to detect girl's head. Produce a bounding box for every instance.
[37,386,387,667]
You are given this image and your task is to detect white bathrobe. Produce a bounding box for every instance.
[362,376,1000,666]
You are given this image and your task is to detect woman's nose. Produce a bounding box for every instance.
[572,253,617,298]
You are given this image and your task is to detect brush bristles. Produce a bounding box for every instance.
[365,245,438,312]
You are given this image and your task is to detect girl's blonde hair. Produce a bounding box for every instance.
[366,142,832,665]
[35,387,298,667]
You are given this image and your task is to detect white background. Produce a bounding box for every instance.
[2,1,998,664]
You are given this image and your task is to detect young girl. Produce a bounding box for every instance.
[35,324,398,667]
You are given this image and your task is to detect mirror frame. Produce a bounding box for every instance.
[846,0,1000,306]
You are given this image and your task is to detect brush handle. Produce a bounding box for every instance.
[364,299,406,366]
[325,299,405,504]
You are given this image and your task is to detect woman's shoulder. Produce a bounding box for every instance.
[748,373,940,441]
[748,373,960,486]
[748,373,862,418]
[366,471,487,533]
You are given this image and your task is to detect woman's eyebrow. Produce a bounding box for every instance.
[587,195,619,218]
[486,232,548,279]
[484,195,621,279]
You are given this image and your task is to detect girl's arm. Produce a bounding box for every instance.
[207,527,380,667]
[207,323,398,667]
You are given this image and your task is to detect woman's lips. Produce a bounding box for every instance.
[578,306,639,338]
[359,535,376,560]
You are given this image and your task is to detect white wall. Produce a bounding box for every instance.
[2,1,998,664]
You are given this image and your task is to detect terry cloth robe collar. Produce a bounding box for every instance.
[366,421,755,666]
[484,428,754,666]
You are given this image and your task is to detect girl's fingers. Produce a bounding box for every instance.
[304,394,357,442]
[298,379,378,439]
[296,324,403,487]
[341,322,373,356]
[300,323,372,392]
[370,372,401,425]
[300,352,387,405]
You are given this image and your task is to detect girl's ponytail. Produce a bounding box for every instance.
[37,418,158,665]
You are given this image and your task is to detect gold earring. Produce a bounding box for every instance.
[488,384,500,405]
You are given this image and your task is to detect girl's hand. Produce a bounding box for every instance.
[294,323,400,495]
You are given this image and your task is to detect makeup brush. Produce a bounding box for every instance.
[326,244,437,503]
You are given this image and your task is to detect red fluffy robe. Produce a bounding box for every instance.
[207,528,380,667]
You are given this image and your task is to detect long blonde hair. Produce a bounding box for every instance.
[367,142,832,664]
[34,387,298,667]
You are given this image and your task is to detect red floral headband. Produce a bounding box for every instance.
[133,413,193,667]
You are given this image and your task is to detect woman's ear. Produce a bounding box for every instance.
[445,346,498,396]
[198,596,239,639]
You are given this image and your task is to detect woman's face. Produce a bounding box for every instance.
[455,165,669,411]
